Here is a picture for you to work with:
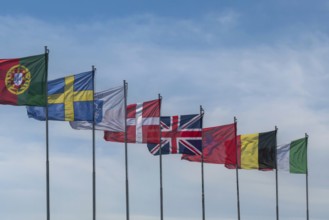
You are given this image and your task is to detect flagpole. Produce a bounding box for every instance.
[124,80,130,220]
[92,66,96,220]
[305,133,309,220]
[275,126,279,220]
[44,46,50,220]
[200,105,205,220]
[234,116,241,220]
[158,94,163,220]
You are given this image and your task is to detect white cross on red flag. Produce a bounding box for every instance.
[104,99,160,144]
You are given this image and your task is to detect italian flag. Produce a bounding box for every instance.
[0,54,47,106]
[277,137,308,174]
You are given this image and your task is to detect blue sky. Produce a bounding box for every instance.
[1,1,329,220]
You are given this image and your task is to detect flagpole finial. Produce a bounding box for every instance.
[275,125,278,131]
[44,46,49,53]
[305,133,308,138]
[234,116,237,123]
[158,93,162,100]
[200,105,204,115]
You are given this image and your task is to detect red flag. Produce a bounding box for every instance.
[104,99,160,144]
[182,123,236,165]
[224,134,241,169]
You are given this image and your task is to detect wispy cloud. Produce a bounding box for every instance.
[0,11,329,219]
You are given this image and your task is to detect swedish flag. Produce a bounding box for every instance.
[27,71,94,121]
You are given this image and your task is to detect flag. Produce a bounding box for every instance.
[27,71,94,121]
[147,114,202,155]
[226,130,277,170]
[69,86,125,131]
[182,123,236,164]
[104,99,160,144]
[277,137,307,174]
[0,54,47,106]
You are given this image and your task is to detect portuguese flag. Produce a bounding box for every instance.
[277,137,307,174]
[226,130,277,170]
[0,54,47,106]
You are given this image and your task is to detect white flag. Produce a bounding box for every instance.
[70,86,125,131]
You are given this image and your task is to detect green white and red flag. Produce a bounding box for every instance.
[0,54,47,106]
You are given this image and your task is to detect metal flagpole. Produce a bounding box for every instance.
[92,66,96,220]
[275,126,279,220]
[158,94,163,220]
[200,105,205,220]
[124,80,130,220]
[305,133,309,220]
[44,46,50,220]
[234,117,240,220]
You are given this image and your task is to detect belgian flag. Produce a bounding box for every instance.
[235,130,277,170]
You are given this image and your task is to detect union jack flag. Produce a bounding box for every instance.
[147,114,202,155]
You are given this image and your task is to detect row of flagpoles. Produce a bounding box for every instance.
[0,47,309,220]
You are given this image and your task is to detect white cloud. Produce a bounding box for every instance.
[0,12,329,219]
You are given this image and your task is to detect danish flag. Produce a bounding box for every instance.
[147,114,202,155]
[104,99,160,144]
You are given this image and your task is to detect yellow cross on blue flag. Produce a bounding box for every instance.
[26,71,94,121]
